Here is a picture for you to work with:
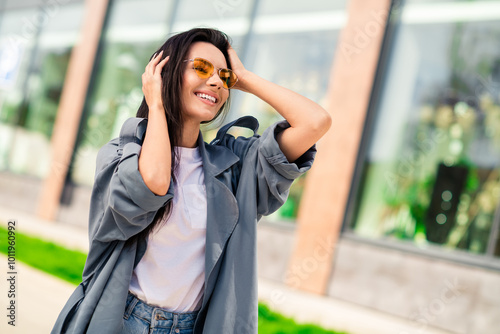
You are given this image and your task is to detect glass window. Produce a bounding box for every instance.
[71,0,175,186]
[256,0,347,14]
[351,0,500,258]
[0,0,84,178]
[239,0,347,222]
[172,0,255,37]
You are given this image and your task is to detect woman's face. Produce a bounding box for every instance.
[181,41,230,125]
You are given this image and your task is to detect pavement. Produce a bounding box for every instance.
[0,205,454,334]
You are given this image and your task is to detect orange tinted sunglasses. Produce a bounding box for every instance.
[184,57,238,89]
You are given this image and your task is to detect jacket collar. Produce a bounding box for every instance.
[137,119,239,177]
[196,130,239,177]
[196,130,240,310]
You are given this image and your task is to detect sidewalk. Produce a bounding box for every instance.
[0,254,76,333]
[0,206,453,334]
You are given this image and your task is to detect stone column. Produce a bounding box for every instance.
[36,0,109,221]
[286,0,393,294]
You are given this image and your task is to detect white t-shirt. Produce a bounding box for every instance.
[129,145,207,312]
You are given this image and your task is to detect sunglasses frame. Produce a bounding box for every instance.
[184,57,238,89]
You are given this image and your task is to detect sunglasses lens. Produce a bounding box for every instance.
[219,69,238,89]
[193,58,213,79]
[192,58,238,89]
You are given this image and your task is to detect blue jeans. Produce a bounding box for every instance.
[122,291,199,334]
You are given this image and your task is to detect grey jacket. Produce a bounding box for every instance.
[51,115,316,333]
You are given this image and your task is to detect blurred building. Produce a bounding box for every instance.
[0,0,499,333]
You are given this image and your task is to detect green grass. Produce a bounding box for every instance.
[0,225,87,285]
[258,303,347,333]
[0,223,346,333]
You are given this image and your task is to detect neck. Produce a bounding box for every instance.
[180,121,200,148]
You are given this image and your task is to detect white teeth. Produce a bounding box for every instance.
[196,93,216,103]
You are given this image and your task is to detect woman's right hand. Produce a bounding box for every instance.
[142,50,169,110]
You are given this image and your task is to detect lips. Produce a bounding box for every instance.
[195,91,218,104]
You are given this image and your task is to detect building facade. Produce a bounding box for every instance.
[0,0,499,333]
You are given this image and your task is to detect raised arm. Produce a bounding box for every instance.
[138,51,172,196]
[228,47,332,163]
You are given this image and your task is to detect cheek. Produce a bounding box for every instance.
[182,71,198,93]
[220,92,229,105]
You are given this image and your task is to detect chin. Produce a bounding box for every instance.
[188,112,219,125]
[201,114,218,123]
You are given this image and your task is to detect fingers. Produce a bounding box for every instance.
[146,50,165,75]
[155,55,169,76]
[145,51,159,73]
[141,50,169,108]
[227,47,244,72]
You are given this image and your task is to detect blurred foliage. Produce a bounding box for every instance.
[81,42,157,149]
[1,48,72,138]
[357,20,500,254]
[23,49,71,139]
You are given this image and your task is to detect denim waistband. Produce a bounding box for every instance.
[125,291,199,329]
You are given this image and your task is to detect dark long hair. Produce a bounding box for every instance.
[131,28,232,245]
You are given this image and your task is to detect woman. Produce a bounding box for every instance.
[52,28,331,334]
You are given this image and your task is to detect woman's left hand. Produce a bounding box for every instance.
[227,45,250,92]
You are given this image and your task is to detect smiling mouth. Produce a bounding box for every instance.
[195,93,218,104]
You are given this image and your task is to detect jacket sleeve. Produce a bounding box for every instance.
[91,140,174,243]
[220,119,317,217]
[254,119,316,217]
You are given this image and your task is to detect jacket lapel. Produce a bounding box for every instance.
[196,131,240,309]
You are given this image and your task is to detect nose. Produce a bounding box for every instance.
[205,70,224,89]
